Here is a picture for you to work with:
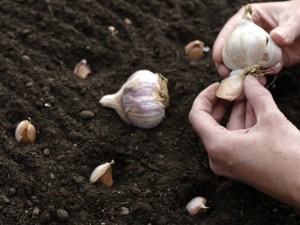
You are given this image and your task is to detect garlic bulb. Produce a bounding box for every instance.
[99,70,169,129]
[222,4,282,70]
[217,4,282,101]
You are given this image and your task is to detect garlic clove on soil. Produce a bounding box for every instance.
[99,70,169,129]
[15,120,37,144]
[74,59,91,79]
[185,40,205,61]
[222,4,282,70]
[186,196,209,216]
[90,160,115,187]
[216,69,246,101]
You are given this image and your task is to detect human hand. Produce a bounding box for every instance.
[213,1,300,77]
[189,75,300,208]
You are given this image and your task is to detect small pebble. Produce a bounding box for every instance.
[25,81,34,87]
[156,216,167,225]
[80,110,94,120]
[1,195,10,203]
[22,28,32,35]
[56,208,69,221]
[33,207,40,216]
[22,55,31,61]
[9,187,16,195]
[73,175,85,184]
[67,131,84,142]
[43,148,50,156]
[158,154,165,159]
[39,212,51,224]
[124,18,132,25]
[120,207,129,215]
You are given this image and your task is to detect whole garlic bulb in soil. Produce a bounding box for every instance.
[99,70,169,129]
[217,4,282,101]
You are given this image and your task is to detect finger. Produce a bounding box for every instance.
[270,17,300,46]
[189,83,227,141]
[227,100,246,130]
[251,2,282,32]
[257,75,266,86]
[215,62,231,78]
[266,60,283,74]
[245,101,257,128]
[211,98,231,123]
[244,76,267,127]
[243,75,278,117]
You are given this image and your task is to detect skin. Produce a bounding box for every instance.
[189,1,300,208]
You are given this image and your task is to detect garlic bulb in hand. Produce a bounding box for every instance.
[222,4,282,70]
[217,4,282,101]
[99,70,169,129]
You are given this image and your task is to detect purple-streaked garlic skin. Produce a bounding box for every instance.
[99,70,169,129]
[122,83,165,128]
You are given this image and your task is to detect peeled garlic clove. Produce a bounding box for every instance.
[99,70,169,129]
[222,4,282,70]
[90,160,115,187]
[186,196,209,216]
[15,120,37,143]
[216,69,246,101]
[74,59,91,79]
[185,40,205,61]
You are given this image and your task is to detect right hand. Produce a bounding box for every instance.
[189,75,300,208]
[213,1,300,77]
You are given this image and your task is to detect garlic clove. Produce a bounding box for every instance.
[90,160,115,187]
[15,120,37,144]
[74,59,91,79]
[222,4,282,70]
[186,196,209,216]
[99,70,169,129]
[108,26,118,36]
[185,40,205,61]
[216,69,246,101]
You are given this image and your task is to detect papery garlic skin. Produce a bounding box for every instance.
[222,5,282,70]
[99,70,169,129]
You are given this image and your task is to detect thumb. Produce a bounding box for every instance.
[270,19,300,46]
[244,75,278,117]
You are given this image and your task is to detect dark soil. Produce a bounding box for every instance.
[1,0,300,224]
